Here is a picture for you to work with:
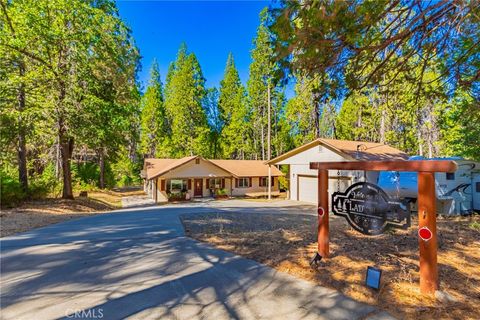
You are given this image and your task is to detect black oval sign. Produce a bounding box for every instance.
[332,182,410,235]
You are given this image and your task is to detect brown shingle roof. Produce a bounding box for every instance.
[320,138,409,161]
[144,157,284,180]
[209,159,283,177]
[144,156,197,180]
[266,138,408,164]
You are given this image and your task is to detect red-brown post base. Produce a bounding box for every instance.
[418,172,438,294]
[317,169,329,258]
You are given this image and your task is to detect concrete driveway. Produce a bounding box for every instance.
[0,200,393,320]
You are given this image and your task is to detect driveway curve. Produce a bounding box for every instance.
[0,201,394,320]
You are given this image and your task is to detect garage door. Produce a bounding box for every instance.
[298,176,318,203]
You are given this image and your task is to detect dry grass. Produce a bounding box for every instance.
[88,187,145,208]
[182,211,480,320]
[0,187,145,237]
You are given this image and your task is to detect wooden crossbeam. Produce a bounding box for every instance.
[310,160,457,173]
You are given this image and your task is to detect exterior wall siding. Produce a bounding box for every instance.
[150,176,280,202]
[231,177,280,197]
[162,158,230,179]
[285,145,380,202]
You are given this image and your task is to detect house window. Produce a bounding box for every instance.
[476,182,480,193]
[195,158,200,164]
[238,178,249,188]
[259,177,274,187]
[209,178,222,189]
[446,172,455,180]
[167,179,188,193]
[259,177,267,187]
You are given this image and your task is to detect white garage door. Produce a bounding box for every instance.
[298,176,318,204]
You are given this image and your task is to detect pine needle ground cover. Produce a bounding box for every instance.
[181,209,480,320]
[0,188,144,237]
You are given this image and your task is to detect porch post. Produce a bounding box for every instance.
[317,169,329,258]
[418,172,438,294]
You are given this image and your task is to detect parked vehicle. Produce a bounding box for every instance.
[377,156,480,215]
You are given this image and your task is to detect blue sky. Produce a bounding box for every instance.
[117,1,270,92]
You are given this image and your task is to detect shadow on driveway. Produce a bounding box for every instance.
[1,204,389,320]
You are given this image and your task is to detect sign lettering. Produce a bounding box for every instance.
[332,182,410,235]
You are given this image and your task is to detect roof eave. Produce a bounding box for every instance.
[265,139,357,164]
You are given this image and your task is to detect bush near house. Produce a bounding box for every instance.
[167,192,188,201]
[214,188,228,199]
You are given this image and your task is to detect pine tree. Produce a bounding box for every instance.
[270,89,293,157]
[164,44,209,157]
[336,90,382,142]
[203,88,222,158]
[140,60,168,158]
[218,53,248,159]
[0,0,139,198]
[285,74,319,147]
[247,8,280,160]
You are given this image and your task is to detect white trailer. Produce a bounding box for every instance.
[378,156,480,215]
[473,172,480,212]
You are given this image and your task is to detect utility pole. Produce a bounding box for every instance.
[267,81,272,200]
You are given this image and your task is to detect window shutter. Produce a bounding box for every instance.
[258,177,262,187]
[235,178,238,188]
[221,178,225,189]
[187,179,191,190]
[160,179,165,191]
[249,177,252,187]
[271,176,274,187]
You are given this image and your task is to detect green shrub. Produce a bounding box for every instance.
[30,163,61,198]
[111,156,142,187]
[0,170,26,207]
[215,188,227,196]
[71,161,115,190]
[167,192,187,201]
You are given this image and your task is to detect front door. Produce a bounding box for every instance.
[194,179,203,197]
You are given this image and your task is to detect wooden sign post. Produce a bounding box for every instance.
[310,160,458,295]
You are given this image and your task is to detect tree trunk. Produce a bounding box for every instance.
[55,140,61,179]
[60,131,74,199]
[17,61,28,193]
[261,122,265,160]
[379,108,386,144]
[58,82,74,199]
[313,102,320,139]
[99,149,106,189]
[417,127,424,156]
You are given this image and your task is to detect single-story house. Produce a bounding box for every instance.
[142,156,283,202]
[266,138,409,204]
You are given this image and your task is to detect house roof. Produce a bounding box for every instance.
[144,156,197,180]
[144,156,284,180]
[266,138,409,164]
[209,159,283,177]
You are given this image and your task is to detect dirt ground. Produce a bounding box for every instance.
[0,187,145,237]
[181,209,480,320]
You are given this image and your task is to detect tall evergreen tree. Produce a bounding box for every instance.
[164,44,209,157]
[247,8,281,160]
[285,74,319,147]
[1,0,139,198]
[218,53,248,159]
[140,60,168,158]
[203,88,222,158]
